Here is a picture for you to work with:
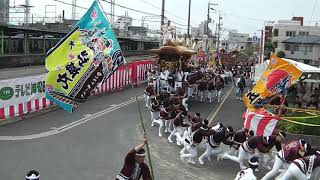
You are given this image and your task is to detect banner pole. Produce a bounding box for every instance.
[135,96,155,180]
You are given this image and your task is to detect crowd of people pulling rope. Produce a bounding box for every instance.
[115,60,320,180]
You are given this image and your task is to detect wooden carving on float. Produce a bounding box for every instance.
[148,40,197,70]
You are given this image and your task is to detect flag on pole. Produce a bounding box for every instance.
[45,0,125,112]
[242,54,302,111]
[243,108,280,136]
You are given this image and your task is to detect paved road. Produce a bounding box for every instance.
[0,55,156,80]
[0,82,271,179]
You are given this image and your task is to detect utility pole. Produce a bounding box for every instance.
[261,27,266,62]
[161,0,165,26]
[187,0,191,37]
[206,2,210,35]
[216,14,222,50]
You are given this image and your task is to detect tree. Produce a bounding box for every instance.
[264,42,275,54]
[276,51,285,58]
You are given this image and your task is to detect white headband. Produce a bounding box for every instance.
[26,174,40,180]
[249,161,259,166]
[136,153,146,157]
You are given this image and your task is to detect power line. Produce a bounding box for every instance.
[101,0,160,17]
[139,0,186,21]
[52,0,161,23]
[51,0,192,31]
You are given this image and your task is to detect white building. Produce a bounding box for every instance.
[115,12,132,31]
[0,0,9,24]
[227,29,250,51]
[282,35,320,67]
[272,19,320,53]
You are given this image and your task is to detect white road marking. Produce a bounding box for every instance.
[208,85,234,125]
[0,95,144,141]
[83,114,92,117]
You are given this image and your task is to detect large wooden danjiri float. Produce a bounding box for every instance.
[148,40,197,70]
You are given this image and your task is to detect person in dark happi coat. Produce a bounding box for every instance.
[116,138,152,180]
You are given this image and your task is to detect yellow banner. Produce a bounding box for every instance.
[243,54,303,111]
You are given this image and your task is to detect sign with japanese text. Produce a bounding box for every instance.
[0,75,45,108]
[242,54,302,111]
[45,0,125,112]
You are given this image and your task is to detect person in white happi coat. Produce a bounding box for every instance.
[234,156,259,180]
[160,20,175,45]
[175,68,184,91]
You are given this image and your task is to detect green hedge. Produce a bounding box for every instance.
[277,114,320,136]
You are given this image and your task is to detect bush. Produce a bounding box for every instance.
[276,51,285,58]
[277,113,320,136]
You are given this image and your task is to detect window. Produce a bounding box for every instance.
[286,31,296,37]
[274,29,278,37]
[294,44,299,51]
[299,31,309,36]
[274,41,278,48]
[309,45,313,52]
[285,44,290,50]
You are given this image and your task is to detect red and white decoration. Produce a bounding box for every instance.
[243,108,281,136]
[0,59,155,120]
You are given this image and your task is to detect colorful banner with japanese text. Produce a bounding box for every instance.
[242,54,302,111]
[0,75,45,109]
[45,0,125,112]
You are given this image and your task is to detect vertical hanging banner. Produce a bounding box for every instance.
[45,0,125,112]
[242,54,302,111]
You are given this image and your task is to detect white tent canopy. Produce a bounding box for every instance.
[265,59,320,73]
[253,59,320,83]
[283,58,320,73]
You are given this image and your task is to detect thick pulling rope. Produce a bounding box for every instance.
[135,96,155,180]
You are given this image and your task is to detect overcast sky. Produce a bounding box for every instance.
[13,0,320,38]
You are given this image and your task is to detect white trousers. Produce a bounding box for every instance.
[150,111,159,126]
[208,90,214,102]
[175,82,182,91]
[180,143,198,162]
[168,126,185,145]
[164,120,173,133]
[182,97,188,111]
[153,118,164,137]
[199,142,223,164]
[216,90,222,102]
[223,146,250,169]
[261,155,287,180]
[258,151,274,168]
[144,94,150,108]
[277,163,307,180]
[188,86,194,98]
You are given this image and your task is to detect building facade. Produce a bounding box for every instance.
[0,0,9,24]
[272,18,320,53]
[227,29,250,51]
[282,35,320,67]
[115,13,133,31]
